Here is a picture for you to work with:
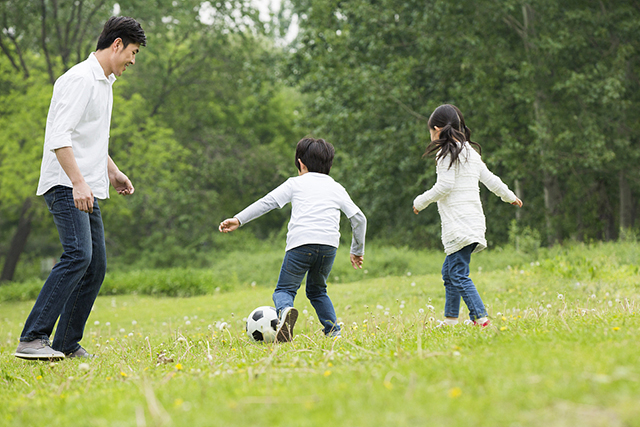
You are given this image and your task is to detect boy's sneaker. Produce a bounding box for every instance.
[15,338,65,360]
[66,347,94,358]
[276,307,298,343]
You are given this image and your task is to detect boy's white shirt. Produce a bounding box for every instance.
[413,142,517,255]
[235,172,365,254]
[37,53,116,199]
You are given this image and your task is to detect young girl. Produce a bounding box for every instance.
[412,104,522,327]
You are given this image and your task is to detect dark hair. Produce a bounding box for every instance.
[295,138,335,175]
[96,16,146,50]
[424,104,481,168]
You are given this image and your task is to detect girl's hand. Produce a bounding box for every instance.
[219,218,240,233]
[512,198,523,208]
[413,206,420,215]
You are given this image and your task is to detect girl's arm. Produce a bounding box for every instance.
[478,162,518,203]
[413,158,456,213]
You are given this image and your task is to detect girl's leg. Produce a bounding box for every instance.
[447,244,487,321]
[305,245,339,335]
[442,256,461,319]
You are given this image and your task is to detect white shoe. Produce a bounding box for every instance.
[276,307,298,342]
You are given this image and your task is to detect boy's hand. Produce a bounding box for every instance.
[413,206,420,215]
[350,254,364,269]
[511,198,523,208]
[219,217,240,233]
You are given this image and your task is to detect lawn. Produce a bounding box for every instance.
[1,243,639,426]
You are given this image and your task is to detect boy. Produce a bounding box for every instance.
[15,17,146,360]
[219,137,366,341]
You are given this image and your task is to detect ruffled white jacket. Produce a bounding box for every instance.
[413,142,517,255]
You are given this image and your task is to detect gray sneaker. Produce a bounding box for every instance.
[276,307,298,343]
[15,338,65,360]
[66,347,94,358]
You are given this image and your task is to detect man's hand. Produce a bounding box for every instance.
[350,254,364,269]
[219,218,240,233]
[110,170,135,196]
[73,181,94,213]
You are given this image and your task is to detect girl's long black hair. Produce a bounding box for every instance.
[424,104,482,168]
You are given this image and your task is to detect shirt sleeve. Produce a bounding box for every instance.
[348,211,367,256]
[44,74,93,152]
[413,156,456,211]
[479,162,517,203]
[234,179,292,225]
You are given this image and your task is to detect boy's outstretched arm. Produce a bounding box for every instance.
[219,217,240,233]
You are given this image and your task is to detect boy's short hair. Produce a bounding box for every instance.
[96,16,147,50]
[295,138,334,175]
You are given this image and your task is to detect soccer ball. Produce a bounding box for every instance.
[246,306,279,343]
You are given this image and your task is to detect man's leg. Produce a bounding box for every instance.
[52,199,107,355]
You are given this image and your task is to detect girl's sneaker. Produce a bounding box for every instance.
[473,318,491,327]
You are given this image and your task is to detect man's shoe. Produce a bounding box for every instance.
[473,318,491,327]
[66,347,94,358]
[15,338,65,360]
[276,307,298,343]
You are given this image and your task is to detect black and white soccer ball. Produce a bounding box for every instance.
[246,306,279,343]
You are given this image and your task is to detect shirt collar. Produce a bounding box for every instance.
[88,52,117,84]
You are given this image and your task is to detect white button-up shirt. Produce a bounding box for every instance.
[37,53,116,199]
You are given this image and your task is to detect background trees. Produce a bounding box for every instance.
[1,0,639,282]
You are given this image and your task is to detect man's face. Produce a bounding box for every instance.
[111,40,140,77]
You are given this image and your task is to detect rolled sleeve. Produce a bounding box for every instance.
[44,75,92,152]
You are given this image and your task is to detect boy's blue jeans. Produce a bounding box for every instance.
[273,244,340,335]
[20,186,107,354]
[442,243,487,321]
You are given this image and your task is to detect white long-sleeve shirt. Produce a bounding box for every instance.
[37,53,116,199]
[235,172,366,255]
[413,142,517,255]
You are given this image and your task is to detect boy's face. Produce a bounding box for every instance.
[110,39,140,77]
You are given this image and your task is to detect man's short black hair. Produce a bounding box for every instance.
[295,138,335,175]
[96,16,146,50]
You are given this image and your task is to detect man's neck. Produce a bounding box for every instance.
[93,49,112,77]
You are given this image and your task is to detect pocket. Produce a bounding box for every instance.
[284,249,312,275]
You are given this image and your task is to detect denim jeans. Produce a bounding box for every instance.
[273,244,340,335]
[442,243,487,320]
[20,186,107,354]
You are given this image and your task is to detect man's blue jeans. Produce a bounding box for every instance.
[20,186,107,354]
[273,244,340,335]
[442,243,487,321]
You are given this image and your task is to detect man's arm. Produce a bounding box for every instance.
[108,156,135,195]
[55,147,94,213]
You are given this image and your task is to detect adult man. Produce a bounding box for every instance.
[14,16,146,360]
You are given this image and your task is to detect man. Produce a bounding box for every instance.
[14,16,146,360]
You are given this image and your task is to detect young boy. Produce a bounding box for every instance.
[219,137,366,341]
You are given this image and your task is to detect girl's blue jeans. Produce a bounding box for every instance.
[272,244,340,335]
[20,186,107,354]
[442,243,487,320]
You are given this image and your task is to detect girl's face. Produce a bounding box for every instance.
[429,126,441,141]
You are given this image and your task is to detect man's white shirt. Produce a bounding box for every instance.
[37,53,116,199]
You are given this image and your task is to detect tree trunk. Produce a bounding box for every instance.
[619,170,633,237]
[543,171,562,246]
[0,198,34,283]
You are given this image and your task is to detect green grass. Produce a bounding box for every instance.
[1,242,639,426]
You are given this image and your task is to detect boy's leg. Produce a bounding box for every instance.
[52,199,107,355]
[19,187,93,345]
[448,244,487,321]
[272,247,312,314]
[305,245,339,336]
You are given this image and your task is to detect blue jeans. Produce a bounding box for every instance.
[273,244,340,335]
[20,186,107,354]
[442,243,487,321]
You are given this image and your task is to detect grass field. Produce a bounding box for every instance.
[1,243,639,426]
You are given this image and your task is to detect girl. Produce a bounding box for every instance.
[412,104,522,327]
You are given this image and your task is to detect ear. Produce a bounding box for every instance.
[112,38,123,52]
